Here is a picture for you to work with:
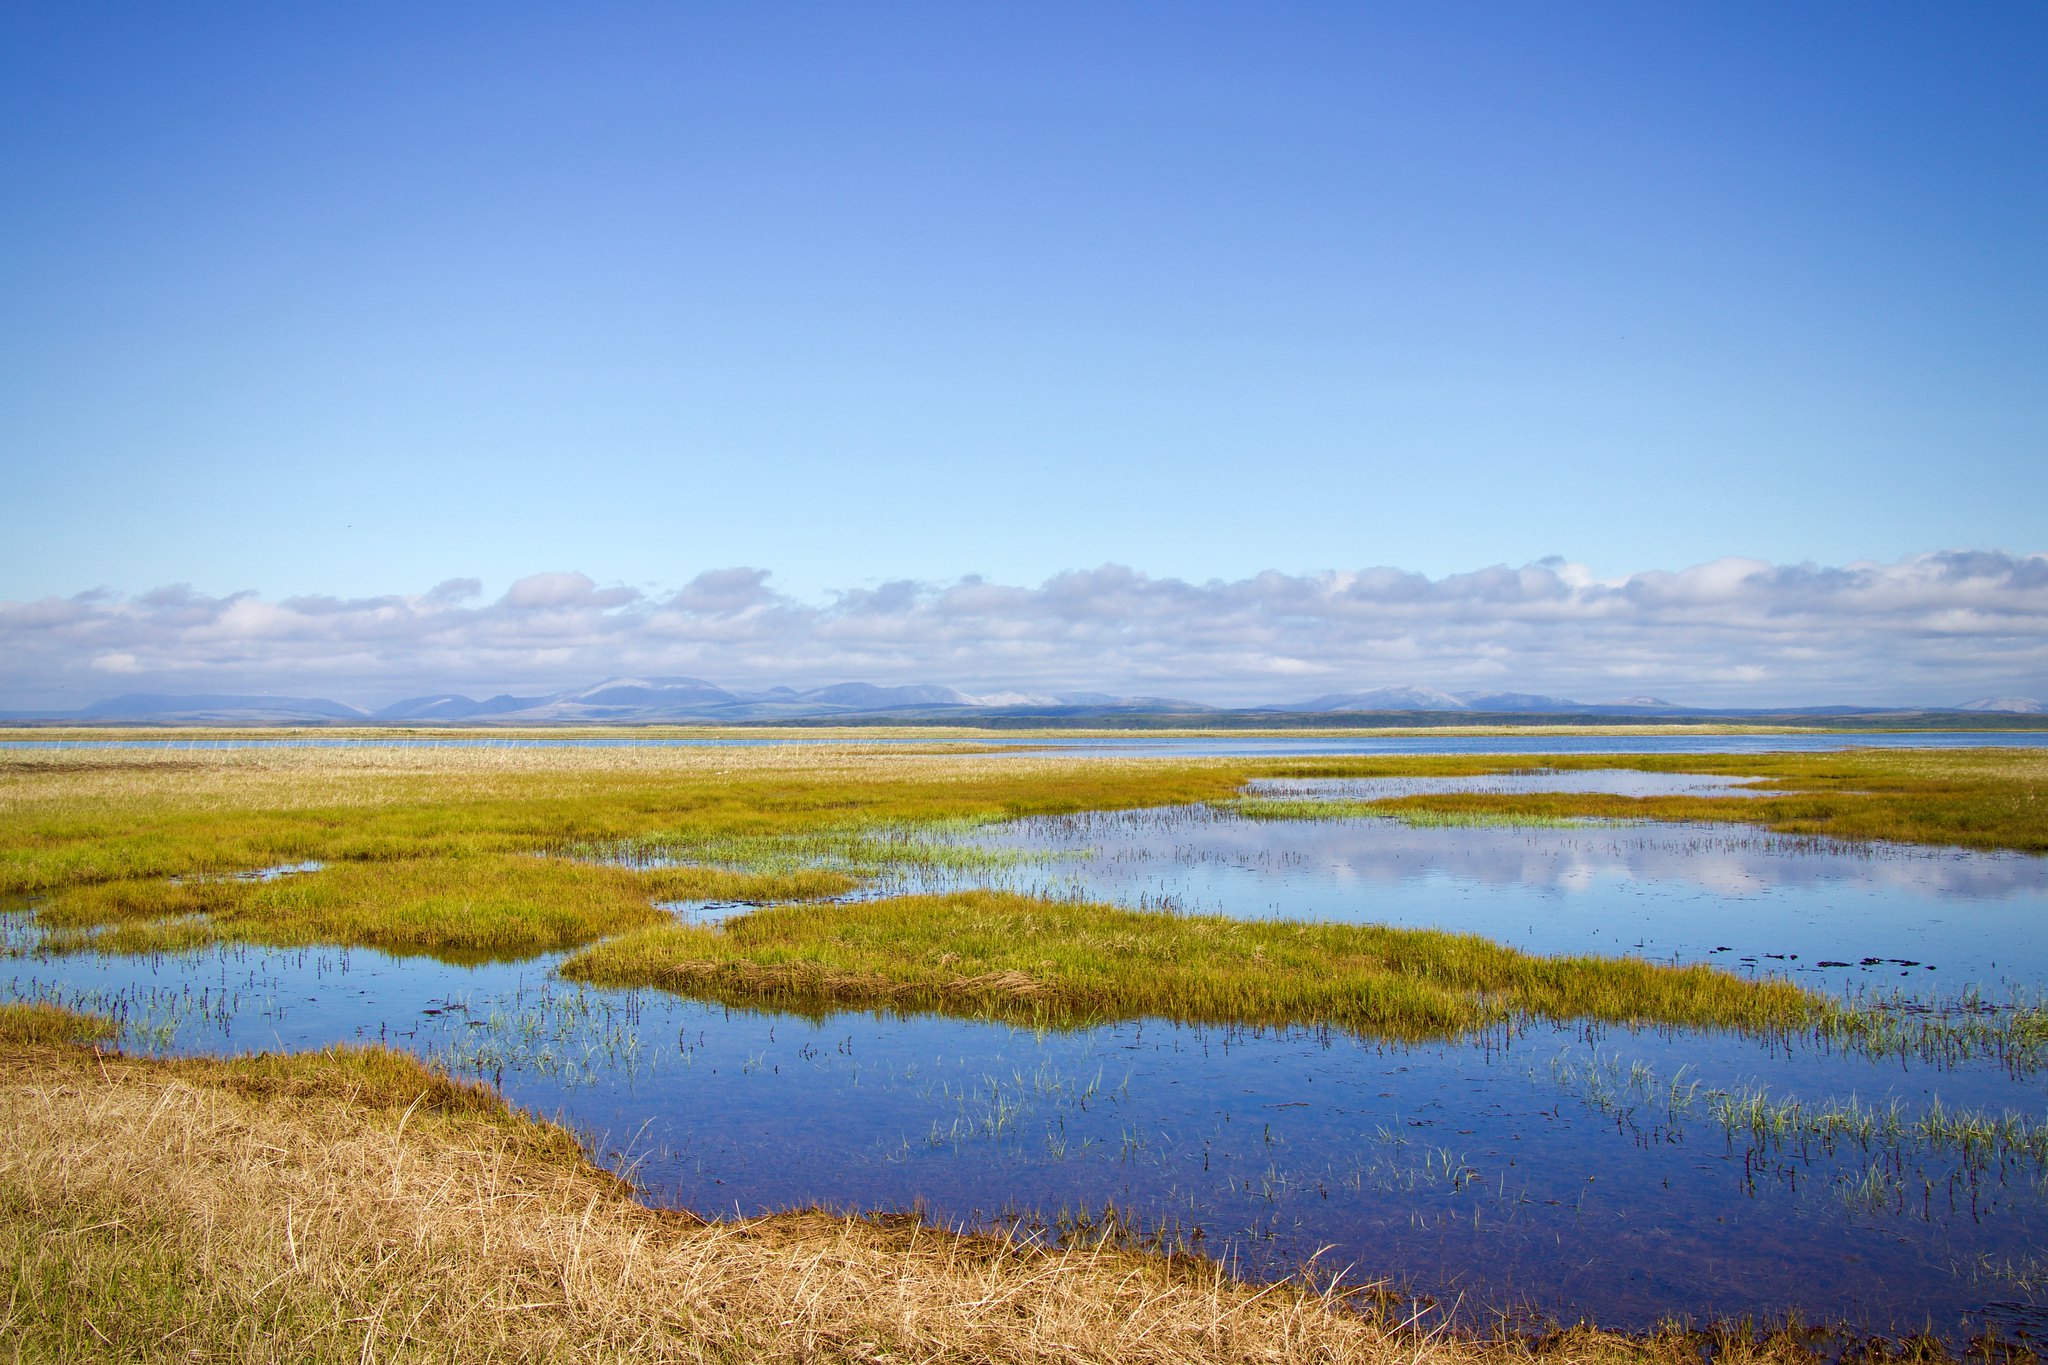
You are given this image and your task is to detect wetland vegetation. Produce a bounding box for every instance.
[6,741,2042,1045]
[31,856,858,960]
[5,740,2042,965]
[3,736,2047,1354]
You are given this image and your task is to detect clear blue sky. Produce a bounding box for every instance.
[2,1,2044,607]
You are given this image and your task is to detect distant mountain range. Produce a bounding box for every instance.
[1955,696,2046,714]
[2,677,2044,725]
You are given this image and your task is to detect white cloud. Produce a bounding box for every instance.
[2,551,2045,709]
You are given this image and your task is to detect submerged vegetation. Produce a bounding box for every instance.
[1549,1048,2048,1174]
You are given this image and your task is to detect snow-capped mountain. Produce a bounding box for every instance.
[1265,685,1470,713]
[1956,696,2045,714]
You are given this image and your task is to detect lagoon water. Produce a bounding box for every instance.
[6,773,2047,1344]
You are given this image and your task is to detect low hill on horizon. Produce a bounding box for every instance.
[3,677,2043,727]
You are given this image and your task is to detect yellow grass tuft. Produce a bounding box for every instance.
[0,1001,118,1047]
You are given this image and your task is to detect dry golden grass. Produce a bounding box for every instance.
[0,1014,1834,1365]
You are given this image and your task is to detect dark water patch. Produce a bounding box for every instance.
[169,859,325,885]
[656,898,769,927]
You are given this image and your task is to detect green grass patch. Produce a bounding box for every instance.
[0,753,1251,896]
[559,889,1826,1041]
[32,858,860,962]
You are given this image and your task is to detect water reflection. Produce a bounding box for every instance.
[956,806,2048,994]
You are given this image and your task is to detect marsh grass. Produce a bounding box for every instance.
[0,1008,1845,1365]
[0,1000,117,1047]
[0,746,1252,956]
[29,856,860,961]
[1811,988,2048,1072]
[559,889,1829,1041]
[1549,1050,2048,1173]
[1707,1088,2048,1167]
[3,742,2043,967]
[423,987,656,1088]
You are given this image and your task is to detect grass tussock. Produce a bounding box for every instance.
[0,1011,1843,1365]
[0,1001,117,1047]
[561,890,1824,1040]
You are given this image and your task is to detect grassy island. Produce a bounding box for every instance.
[560,888,1824,1040]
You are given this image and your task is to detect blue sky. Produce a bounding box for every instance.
[2,3,2044,704]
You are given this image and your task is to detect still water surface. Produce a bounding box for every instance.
[955,805,2048,996]
[6,773,2045,1343]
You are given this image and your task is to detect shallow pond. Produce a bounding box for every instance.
[6,776,2047,1346]
[950,802,2048,998]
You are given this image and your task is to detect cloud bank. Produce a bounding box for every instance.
[3,552,2045,709]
